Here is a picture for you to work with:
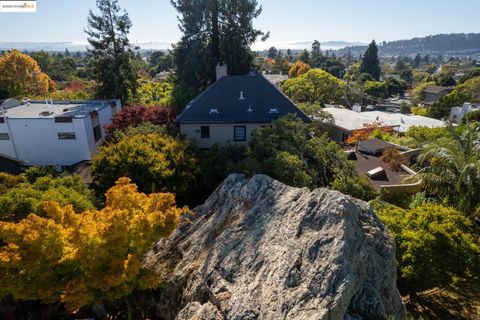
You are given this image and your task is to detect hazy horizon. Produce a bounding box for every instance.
[0,0,479,50]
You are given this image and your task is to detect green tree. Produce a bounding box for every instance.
[418,124,480,217]
[371,200,480,293]
[248,115,377,200]
[92,128,199,200]
[171,0,268,107]
[364,81,388,98]
[0,177,185,317]
[360,40,381,80]
[298,49,310,64]
[282,69,345,105]
[85,0,138,103]
[0,174,96,222]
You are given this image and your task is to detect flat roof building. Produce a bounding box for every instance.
[324,107,446,142]
[0,99,121,168]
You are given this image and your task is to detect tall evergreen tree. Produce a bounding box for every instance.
[311,40,322,67]
[85,0,138,103]
[360,40,381,80]
[171,0,268,108]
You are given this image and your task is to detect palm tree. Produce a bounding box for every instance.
[417,124,480,218]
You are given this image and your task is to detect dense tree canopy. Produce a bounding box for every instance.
[0,50,55,97]
[92,127,199,198]
[417,124,480,217]
[372,200,480,293]
[85,0,138,102]
[201,115,377,201]
[0,177,184,313]
[171,0,268,107]
[0,173,96,222]
[282,69,345,105]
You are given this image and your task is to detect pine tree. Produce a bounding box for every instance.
[171,0,268,107]
[85,0,138,103]
[311,40,323,67]
[360,40,381,80]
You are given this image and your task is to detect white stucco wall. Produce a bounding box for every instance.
[180,123,265,148]
[0,122,16,158]
[0,101,120,166]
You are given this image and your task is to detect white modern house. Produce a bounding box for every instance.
[324,107,446,142]
[0,99,121,167]
[449,102,480,124]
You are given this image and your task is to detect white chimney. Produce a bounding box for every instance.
[352,104,362,113]
[463,102,472,114]
[216,63,227,81]
[239,91,245,100]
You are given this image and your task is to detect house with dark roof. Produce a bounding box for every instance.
[423,85,454,105]
[177,65,310,148]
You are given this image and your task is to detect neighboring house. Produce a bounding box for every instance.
[348,138,421,195]
[450,102,480,124]
[0,99,121,167]
[423,85,454,105]
[324,107,446,142]
[262,73,288,87]
[177,66,310,148]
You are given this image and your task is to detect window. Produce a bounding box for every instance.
[0,133,9,140]
[91,112,102,142]
[234,126,246,141]
[93,125,102,142]
[58,132,76,140]
[200,126,210,139]
[55,116,73,123]
[111,101,118,115]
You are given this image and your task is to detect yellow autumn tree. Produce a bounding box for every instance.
[0,177,185,314]
[288,61,310,78]
[0,49,55,97]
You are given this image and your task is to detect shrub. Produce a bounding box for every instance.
[0,174,96,221]
[0,177,185,313]
[380,148,406,171]
[104,104,176,135]
[92,130,199,199]
[371,200,480,293]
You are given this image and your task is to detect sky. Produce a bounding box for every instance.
[0,0,480,50]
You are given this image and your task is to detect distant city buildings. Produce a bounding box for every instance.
[0,99,121,167]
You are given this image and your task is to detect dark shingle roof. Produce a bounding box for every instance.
[177,70,310,124]
[423,85,454,94]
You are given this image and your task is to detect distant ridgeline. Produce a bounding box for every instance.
[336,33,480,57]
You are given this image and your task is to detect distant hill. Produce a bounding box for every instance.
[337,33,480,57]
[0,41,171,52]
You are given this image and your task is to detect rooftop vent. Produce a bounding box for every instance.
[247,106,253,112]
[209,108,219,114]
[269,108,279,114]
[39,111,54,117]
[238,91,245,100]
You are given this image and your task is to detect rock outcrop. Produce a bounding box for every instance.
[144,174,405,320]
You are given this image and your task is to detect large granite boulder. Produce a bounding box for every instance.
[144,174,405,319]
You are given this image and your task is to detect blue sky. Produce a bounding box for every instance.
[1,0,479,49]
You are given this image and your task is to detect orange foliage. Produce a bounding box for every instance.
[0,49,55,97]
[288,61,310,78]
[346,121,393,145]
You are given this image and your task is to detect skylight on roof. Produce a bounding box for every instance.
[269,108,279,114]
